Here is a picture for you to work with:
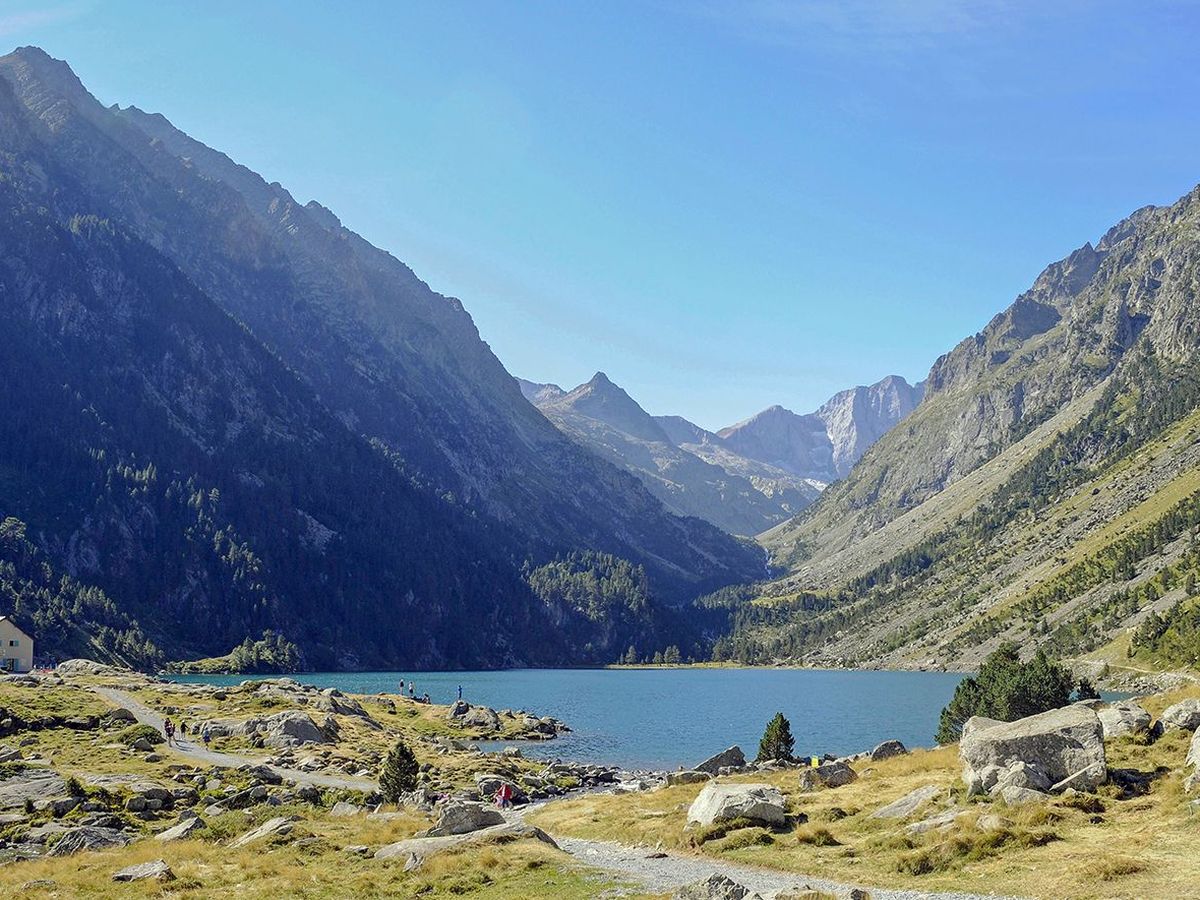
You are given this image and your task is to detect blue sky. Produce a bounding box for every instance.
[6,1,1200,429]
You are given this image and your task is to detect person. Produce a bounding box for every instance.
[408,684,415,699]
[163,718,175,747]
[494,783,513,810]
[202,725,212,748]
[422,692,430,704]
[398,679,405,694]
[179,720,188,737]
[457,684,463,701]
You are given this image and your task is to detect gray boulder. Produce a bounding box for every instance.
[426,801,504,836]
[798,760,857,791]
[229,815,296,848]
[870,784,941,819]
[686,782,786,827]
[0,771,66,810]
[1186,727,1200,770]
[1096,701,1151,739]
[959,705,1105,795]
[1161,699,1200,732]
[375,822,556,869]
[112,859,174,882]
[474,773,527,804]
[262,711,328,747]
[462,706,500,730]
[156,815,206,842]
[48,826,132,856]
[694,746,746,775]
[673,873,759,900]
[870,739,908,761]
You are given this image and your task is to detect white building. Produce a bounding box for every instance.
[0,617,33,673]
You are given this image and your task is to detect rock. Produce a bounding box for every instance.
[242,764,284,785]
[461,706,500,730]
[426,801,505,836]
[0,771,67,810]
[112,859,174,882]
[869,740,908,761]
[447,699,470,719]
[905,810,962,834]
[686,782,786,827]
[229,815,297,848]
[959,706,1105,795]
[1162,699,1200,732]
[263,712,329,748]
[374,822,556,869]
[55,659,123,676]
[1096,701,1152,739]
[672,873,757,899]
[869,784,941,819]
[798,761,857,791]
[0,745,22,762]
[329,800,362,817]
[156,815,206,841]
[47,826,132,856]
[997,785,1050,805]
[667,770,712,786]
[102,708,137,725]
[1186,727,1200,769]
[694,746,746,775]
[991,760,1051,795]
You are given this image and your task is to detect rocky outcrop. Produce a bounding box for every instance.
[673,873,761,900]
[869,784,942,819]
[112,859,174,882]
[797,761,857,791]
[155,814,206,842]
[374,822,557,870]
[959,706,1106,796]
[1096,701,1151,739]
[426,801,504,837]
[694,746,746,775]
[1161,699,1200,732]
[869,740,908,761]
[47,826,131,856]
[686,783,787,827]
[229,816,297,848]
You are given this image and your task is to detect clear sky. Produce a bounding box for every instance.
[6,2,1200,430]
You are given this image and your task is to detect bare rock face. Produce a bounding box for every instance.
[694,746,746,775]
[1096,701,1151,739]
[959,706,1105,796]
[1161,699,1200,732]
[686,782,786,827]
[47,826,131,856]
[374,822,556,869]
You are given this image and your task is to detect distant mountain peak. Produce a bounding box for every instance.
[546,372,670,444]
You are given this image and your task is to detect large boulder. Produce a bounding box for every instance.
[673,874,758,900]
[1097,701,1151,739]
[229,816,297,848]
[797,760,857,791]
[1161,699,1200,732]
[156,815,206,842]
[48,826,132,856]
[686,782,786,827]
[426,801,505,836]
[870,740,908,761]
[112,860,174,882]
[1186,727,1200,770]
[374,822,556,869]
[694,746,746,775]
[262,712,329,748]
[474,773,527,804]
[0,771,66,810]
[462,706,501,731]
[959,705,1105,795]
[869,784,942,819]
[667,770,712,786]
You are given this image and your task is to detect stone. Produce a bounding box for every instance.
[0,745,21,762]
[447,699,470,719]
[0,771,67,810]
[869,784,942,819]
[262,712,328,748]
[473,773,527,804]
[1187,727,1200,769]
[694,746,746,775]
[374,822,556,869]
[991,760,1051,795]
[1096,701,1152,739]
[242,764,284,785]
[997,785,1050,805]
[686,782,786,827]
[1161,699,1200,732]
[156,815,206,841]
[426,801,504,836]
[667,770,712,786]
[103,708,137,725]
[113,859,174,882]
[905,810,962,834]
[869,739,908,761]
[329,800,362,817]
[672,873,755,899]
[798,761,857,791]
[461,706,500,730]
[47,826,132,856]
[959,706,1105,795]
[229,815,297,848]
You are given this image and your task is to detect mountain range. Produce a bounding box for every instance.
[519,373,922,535]
[0,46,762,668]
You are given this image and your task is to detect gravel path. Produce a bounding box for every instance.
[554,835,1022,900]
[91,685,377,791]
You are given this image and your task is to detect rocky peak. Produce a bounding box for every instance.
[815,375,924,477]
[541,373,671,444]
[717,405,834,481]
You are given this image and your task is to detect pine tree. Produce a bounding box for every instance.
[756,712,795,762]
[379,738,419,802]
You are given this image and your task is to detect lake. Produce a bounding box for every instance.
[169,667,966,770]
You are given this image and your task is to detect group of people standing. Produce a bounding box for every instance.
[397,678,433,704]
[161,717,213,749]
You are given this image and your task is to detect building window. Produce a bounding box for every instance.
[7,640,16,647]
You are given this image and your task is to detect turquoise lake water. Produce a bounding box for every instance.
[169,668,966,770]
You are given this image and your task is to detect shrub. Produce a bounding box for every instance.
[756,711,795,762]
[116,723,164,746]
[379,738,419,802]
[935,643,1074,744]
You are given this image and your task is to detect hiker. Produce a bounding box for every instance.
[494,782,513,809]
[398,679,405,694]
[409,684,415,699]
[163,718,175,747]
[201,725,212,748]
[457,684,463,701]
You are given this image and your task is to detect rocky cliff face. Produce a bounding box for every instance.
[527,374,817,536]
[815,376,925,477]
[0,46,766,666]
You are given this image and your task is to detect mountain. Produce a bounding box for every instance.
[0,46,764,667]
[814,375,925,478]
[524,374,816,535]
[719,183,1200,672]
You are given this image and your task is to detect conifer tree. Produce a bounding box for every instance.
[379,738,419,802]
[756,712,795,762]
